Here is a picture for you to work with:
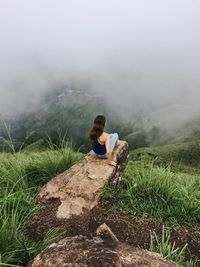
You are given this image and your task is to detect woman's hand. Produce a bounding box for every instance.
[108,160,117,167]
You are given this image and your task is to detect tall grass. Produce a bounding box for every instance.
[0,137,84,265]
[149,225,196,267]
[102,159,200,225]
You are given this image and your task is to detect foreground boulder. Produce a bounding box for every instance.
[36,141,128,219]
[29,234,180,267]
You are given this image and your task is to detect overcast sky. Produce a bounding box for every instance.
[0,0,200,118]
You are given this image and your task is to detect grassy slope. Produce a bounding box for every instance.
[123,104,200,148]
[129,139,200,174]
[103,159,200,225]
[102,140,200,266]
[0,138,199,266]
[0,144,83,266]
[103,139,200,225]
[142,104,200,142]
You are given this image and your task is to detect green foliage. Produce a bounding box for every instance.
[0,141,83,265]
[102,159,200,225]
[149,225,196,267]
[23,136,83,188]
[102,158,199,266]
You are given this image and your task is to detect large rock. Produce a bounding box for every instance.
[29,235,180,267]
[30,142,181,266]
[36,141,128,219]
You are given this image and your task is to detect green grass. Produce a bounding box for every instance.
[149,225,196,267]
[102,157,199,266]
[0,141,84,266]
[102,159,200,225]
[129,139,200,173]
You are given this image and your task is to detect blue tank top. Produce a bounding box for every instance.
[92,140,106,155]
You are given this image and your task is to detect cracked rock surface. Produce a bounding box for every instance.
[36,141,129,219]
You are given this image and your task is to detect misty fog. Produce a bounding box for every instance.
[0,0,200,122]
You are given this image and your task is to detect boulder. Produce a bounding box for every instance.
[29,235,180,267]
[36,141,129,219]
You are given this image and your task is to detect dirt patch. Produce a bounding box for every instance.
[23,197,200,266]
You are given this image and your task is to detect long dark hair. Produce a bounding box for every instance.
[88,115,106,144]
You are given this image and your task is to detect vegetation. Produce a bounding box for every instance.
[102,147,200,266]
[149,225,195,267]
[0,140,83,266]
[0,108,199,266]
[129,139,200,174]
[0,88,135,153]
[102,158,200,225]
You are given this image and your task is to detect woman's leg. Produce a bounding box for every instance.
[110,133,119,152]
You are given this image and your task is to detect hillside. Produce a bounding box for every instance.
[0,85,134,153]
[1,87,200,155]
[142,103,200,144]
[129,138,200,175]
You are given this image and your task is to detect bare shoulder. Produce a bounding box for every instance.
[103,132,110,140]
[99,132,110,142]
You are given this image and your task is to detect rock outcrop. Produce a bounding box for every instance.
[29,142,181,266]
[36,141,129,219]
[29,235,180,267]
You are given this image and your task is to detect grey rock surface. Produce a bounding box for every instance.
[36,141,129,219]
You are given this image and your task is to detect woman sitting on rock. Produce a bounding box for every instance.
[88,114,122,166]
